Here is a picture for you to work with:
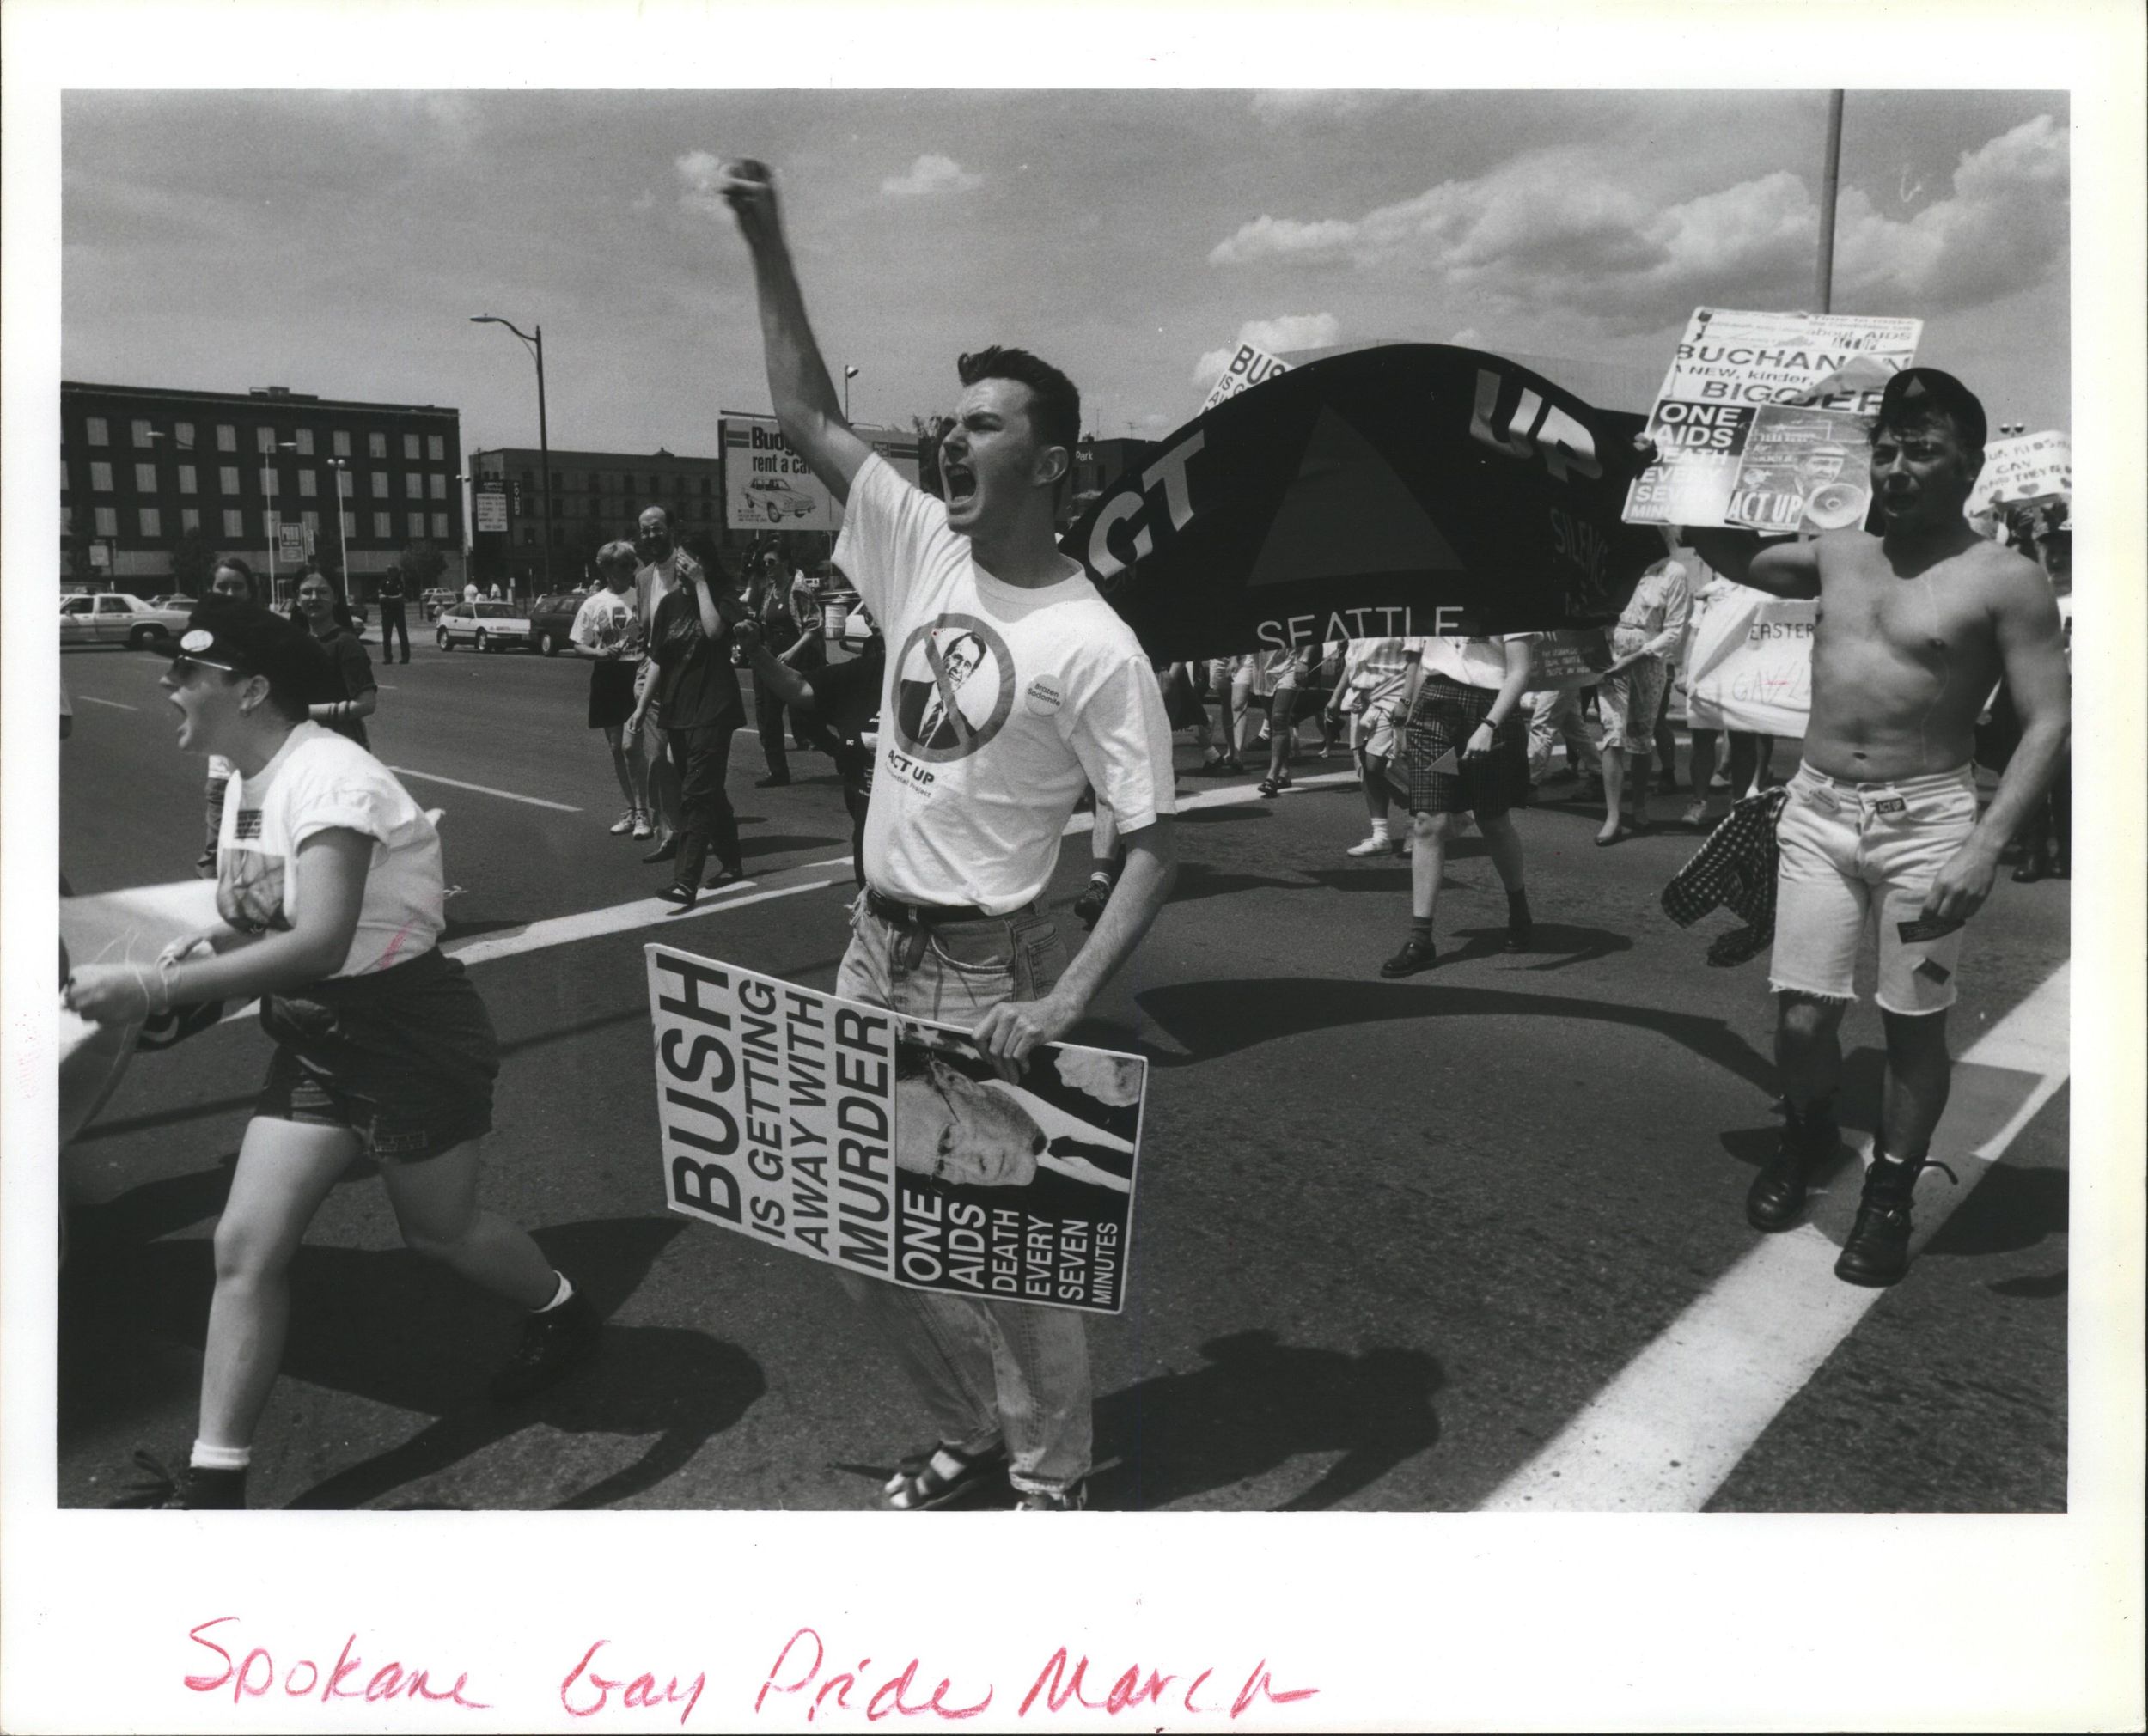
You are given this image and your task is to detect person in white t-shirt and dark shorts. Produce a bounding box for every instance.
[721,156,1178,1513]
[571,539,653,838]
[63,599,601,1508]
[1379,634,1538,977]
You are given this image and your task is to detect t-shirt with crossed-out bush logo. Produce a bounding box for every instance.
[834,453,1174,914]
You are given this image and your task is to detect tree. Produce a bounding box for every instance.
[168,527,222,597]
[400,539,448,591]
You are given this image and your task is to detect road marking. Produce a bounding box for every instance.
[1480,960,2070,1513]
[74,696,139,711]
[387,766,582,812]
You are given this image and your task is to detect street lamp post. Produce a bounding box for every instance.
[326,456,354,591]
[844,364,860,422]
[471,314,553,593]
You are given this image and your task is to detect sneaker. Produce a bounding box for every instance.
[1013,1481,1088,1511]
[609,809,638,836]
[1379,936,1437,978]
[631,809,653,839]
[109,1449,246,1510]
[1345,834,1395,857]
[490,1290,601,1402]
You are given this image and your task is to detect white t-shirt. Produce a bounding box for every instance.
[1417,634,1537,691]
[835,453,1175,914]
[216,722,445,978]
[571,587,642,655]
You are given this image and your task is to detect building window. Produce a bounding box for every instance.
[373,511,393,539]
[337,470,354,499]
[181,508,201,533]
[521,526,536,546]
[431,511,449,539]
[219,466,240,496]
[131,418,155,448]
[403,433,420,461]
[95,507,119,538]
[217,423,237,452]
[427,433,445,461]
[259,466,279,498]
[402,474,421,501]
[302,510,320,536]
[298,469,317,497]
[256,426,278,454]
[134,462,158,491]
[408,511,426,539]
[333,429,351,457]
[341,511,357,539]
[369,431,387,460]
[589,498,603,517]
[520,468,534,490]
[179,465,198,496]
[139,507,162,537]
[295,429,314,456]
[90,461,113,492]
[429,473,447,501]
[172,422,195,452]
[86,417,110,447]
[223,509,245,538]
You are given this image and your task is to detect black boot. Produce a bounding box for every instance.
[1834,1150,1925,1287]
[1746,1104,1840,1231]
[1504,887,1533,952]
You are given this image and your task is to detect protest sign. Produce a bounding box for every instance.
[1199,340,1290,413]
[1685,588,1815,737]
[1968,429,2072,515]
[1624,308,1922,535]
[722,414,921,533]
[647,945,1144,1315]
[1059,344,1661,661]
[1524,626,1613,691]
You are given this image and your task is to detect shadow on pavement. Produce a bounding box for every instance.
[1449,922,1633,971]
[61,1209,762,1511]
[1091,1330,1444,1511]
[741,831,847,858]
[1132,977,1775,1093]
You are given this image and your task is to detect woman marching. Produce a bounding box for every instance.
[289,569,378,746]
[571,540,653,838]
[64,599,600,1509]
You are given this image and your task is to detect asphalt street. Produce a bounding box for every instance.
[55,634,2071,1512]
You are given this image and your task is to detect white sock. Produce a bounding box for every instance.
[1370,818,1389,842]
[191,1440,252,1472]
[535,1271,574,1313]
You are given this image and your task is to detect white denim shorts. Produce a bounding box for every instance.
[1770,761,1980,1015]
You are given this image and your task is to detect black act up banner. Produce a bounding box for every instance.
[1060,344,1663,661]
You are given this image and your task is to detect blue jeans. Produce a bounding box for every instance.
[833,898,1089,1495]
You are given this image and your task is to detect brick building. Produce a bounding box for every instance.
[467,445,731,593]
[60,381,464,600]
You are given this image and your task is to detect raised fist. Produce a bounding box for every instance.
[717,158,779,239]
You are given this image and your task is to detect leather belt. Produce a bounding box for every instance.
[864,888,1025,927]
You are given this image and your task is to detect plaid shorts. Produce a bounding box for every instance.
[1390,676,1529,818]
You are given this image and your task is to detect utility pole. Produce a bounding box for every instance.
[1816,91,1845,314]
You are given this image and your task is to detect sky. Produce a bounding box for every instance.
[60,88,2071,466]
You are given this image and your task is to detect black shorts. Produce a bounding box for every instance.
[1162,665,1205,730]
[256,947,498,1161]
[588,658,638,729]
[1389,675,1529,818]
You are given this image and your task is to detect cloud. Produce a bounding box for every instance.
[881,153,983,198]
[1249,90,1391,125]
[1192,313,1341,388]
[674,149,728,221]
[1449,326,1485,346]
[1209,116,2067,332]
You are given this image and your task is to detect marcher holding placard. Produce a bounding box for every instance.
[62,599,599,1508]
[720,155,1176,1511]
[1378,635,1536,977]
[1681,369,2069,1288]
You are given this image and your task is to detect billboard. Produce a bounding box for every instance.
[721,413,921,532]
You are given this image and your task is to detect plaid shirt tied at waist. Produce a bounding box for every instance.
[1660,788,1790,966]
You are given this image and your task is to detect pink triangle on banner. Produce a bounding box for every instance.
[1246,405,1465,589]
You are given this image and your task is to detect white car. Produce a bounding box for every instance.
[746,474,816,521]
[59,592,192,649]
[436,600,536,653]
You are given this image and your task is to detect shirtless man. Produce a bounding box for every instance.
[1686,369,2069,1287]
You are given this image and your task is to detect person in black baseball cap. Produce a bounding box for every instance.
[66,594,601,1508]
[1680,365,2068,1291]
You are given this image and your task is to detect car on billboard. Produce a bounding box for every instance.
[59,592,192,649]
[745,474,817,521]
[436,600,536,654]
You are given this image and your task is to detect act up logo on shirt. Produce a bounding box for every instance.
[1061,344,1662,661]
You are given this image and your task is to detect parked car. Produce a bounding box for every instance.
[528,589,593,656]
[419,588,457,621]
[59,592,192,649]
[435,599,536,654]
[145,594,192,612]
